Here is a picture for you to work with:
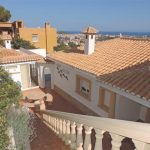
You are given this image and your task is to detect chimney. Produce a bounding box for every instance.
[4,39,11,49]
[3,34,12,49]
[82,26,97,55]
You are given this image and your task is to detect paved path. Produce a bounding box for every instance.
[31,115,70,150]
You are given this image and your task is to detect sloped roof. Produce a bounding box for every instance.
[0,48,43,64]
[82,26,97,34]
[47,38,150,101]
[99,61,150,100]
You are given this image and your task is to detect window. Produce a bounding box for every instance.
[76,75,91,100]
[98,87,116,118]
[86,35,88,39]
[32,34,39,42]
[91,35,93,39]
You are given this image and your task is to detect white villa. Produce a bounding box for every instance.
[1,27,150,150]
[0,47,49,90]
[41,27,150,122]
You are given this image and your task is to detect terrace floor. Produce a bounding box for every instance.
[23,87,84,150]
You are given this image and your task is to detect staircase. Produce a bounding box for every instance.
[42,110,150,150]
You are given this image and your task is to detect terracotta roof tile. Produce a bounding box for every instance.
[82,26,97,34]
[0,48,42,64]
[48,38,150,101]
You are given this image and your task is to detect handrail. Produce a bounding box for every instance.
[42,110,150,143]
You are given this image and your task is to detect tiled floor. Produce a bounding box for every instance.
[23,87,84,150]
[23,87,84,114]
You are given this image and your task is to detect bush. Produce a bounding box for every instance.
[12,38,36,49]
[0,5,11,22]
[0,67,21,150]
[54,42,68,51]
[7,106,36,150]
[0,38,4,47]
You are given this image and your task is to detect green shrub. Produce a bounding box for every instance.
[12,38,36,49]
[0,67,21,150]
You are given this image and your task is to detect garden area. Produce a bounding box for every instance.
[0,67,35,150]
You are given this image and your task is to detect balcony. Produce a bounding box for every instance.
[23,88,150,150]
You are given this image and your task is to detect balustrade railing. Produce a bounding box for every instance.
[42,110,150,150]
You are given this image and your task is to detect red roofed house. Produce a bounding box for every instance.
[0,47,49,90]
[46,27,150,122]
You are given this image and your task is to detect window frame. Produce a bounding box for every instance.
[32,34,39,42]
[76,74,91,100]
[98,87,116,118]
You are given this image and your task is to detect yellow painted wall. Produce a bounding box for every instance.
[18,25,57,54]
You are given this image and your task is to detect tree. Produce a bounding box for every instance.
[0,38,4,47]
[12,38,37,49]
[0,67,21,149]
[0,6,11,22]
[68,42,79,48]
[54,42,68,51]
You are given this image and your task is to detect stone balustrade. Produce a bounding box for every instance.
[42,110,150,150]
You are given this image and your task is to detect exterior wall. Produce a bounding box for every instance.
[2,62,38,90]
[53,62,108,117]
[29,48,46,57]
[4,40,11,49]
[37,63,52,88]
[51,62,147,121]
[20,64,31,89]
[18,25,57,54]
[115,95,141,121]
[3,64,22,86]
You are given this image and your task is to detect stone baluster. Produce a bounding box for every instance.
[56,118,59,135]
[43,114,45,119]
[70,121,76,149]
[54,117,57,133]
[94,129,105,150]
[132,139,150,150]
[59,119,63,138]
[46,114,49,122]
[110,133,124,150]
[76,123,83,150]
[83,126,93,150]
[65,120,71,145]
[52,117,55,131]
[48,116,52,129]
[62,119,67,141]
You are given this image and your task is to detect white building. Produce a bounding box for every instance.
[0,48,46,90]
[43,27,150,122]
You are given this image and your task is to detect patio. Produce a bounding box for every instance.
[22,88,84,114]
[22,87,84,150]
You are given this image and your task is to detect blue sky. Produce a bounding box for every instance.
[0,0,150,32]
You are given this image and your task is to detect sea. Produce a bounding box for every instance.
[59,31,150,36]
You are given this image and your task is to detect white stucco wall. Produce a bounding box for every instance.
[4,64,22,85]
[115,95,141,121]
[4,40,11,49]
[37,63,52,88]
[29,49,46,57]
[84,35,95,55]
[53,62,108,117]
[1,62,36,90]
[50,62,146,121]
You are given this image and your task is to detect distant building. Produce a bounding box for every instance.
[0,20,57,54]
